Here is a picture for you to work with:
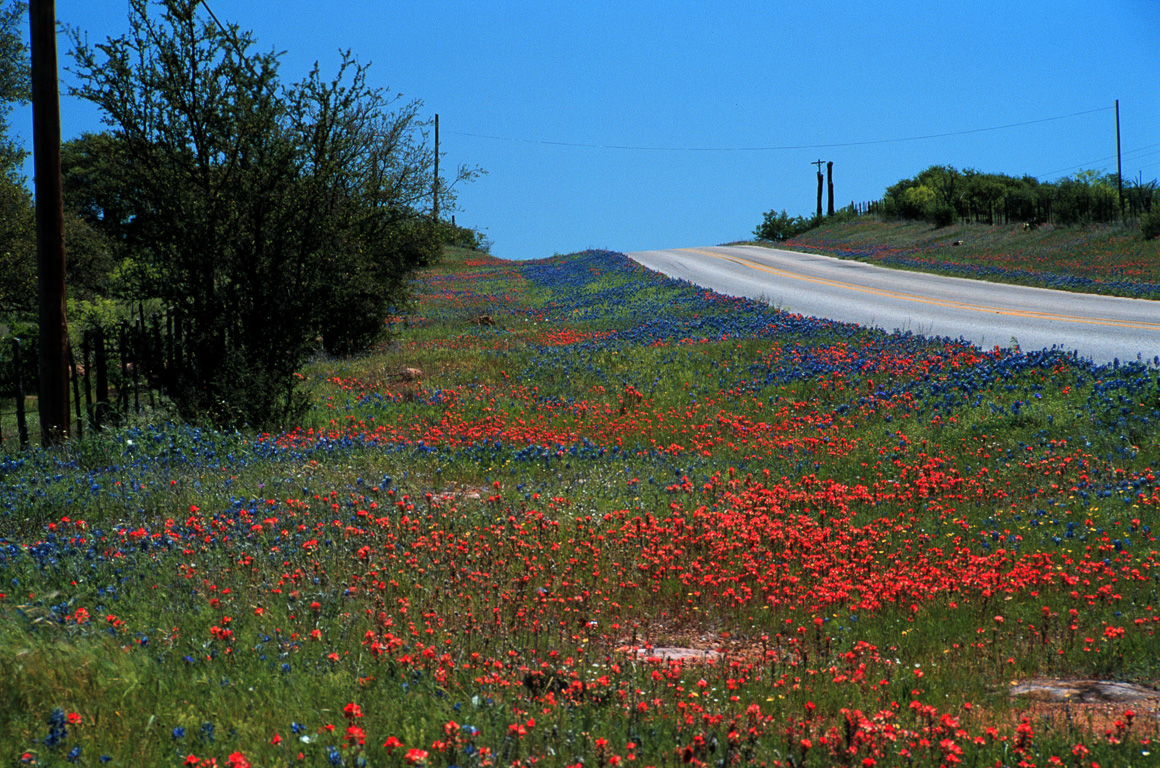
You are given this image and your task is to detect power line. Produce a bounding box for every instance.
[450,106,1113,153]
[1039,144,1160,180]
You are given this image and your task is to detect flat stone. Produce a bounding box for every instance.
[1010,678,1160,704]
[635,647,722,662]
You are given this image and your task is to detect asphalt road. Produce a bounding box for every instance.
[626,245,1160,365]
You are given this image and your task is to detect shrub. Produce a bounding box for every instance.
[754,209,816,241]
[926,201,956,228]
[1142,207,1160,241]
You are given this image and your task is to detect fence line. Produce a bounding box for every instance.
[847,194,1150,227]
[3,305,183,449]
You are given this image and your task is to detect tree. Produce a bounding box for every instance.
[0,1,34,312]
[68,0,474,427]
[0,170,34,311]
[0,0,28,173]
[61,132,140,247]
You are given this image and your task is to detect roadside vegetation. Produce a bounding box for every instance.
[2,246,1157,766]
[753,164,1160,299]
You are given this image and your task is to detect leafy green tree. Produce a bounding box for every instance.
[61,132,140,247]
[0,174,34,312]
[0,1,33,313]
[900,184,935,219]
[0,0,28,173]
[919,165,961,209]
[68,0,474,426]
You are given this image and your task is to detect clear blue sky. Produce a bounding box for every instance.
[12,0,1160,260]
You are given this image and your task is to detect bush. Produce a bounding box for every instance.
[438,220,492,253]
[894,184,935,219]
[0,319,39,397]
[1142,207,1160,241]
[926,201,956,228]
[754,209,816,242]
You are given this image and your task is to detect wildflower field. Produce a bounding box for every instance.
[2,247,1159,767]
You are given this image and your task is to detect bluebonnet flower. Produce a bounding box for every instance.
[44,708,68,748]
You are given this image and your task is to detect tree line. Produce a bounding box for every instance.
[755,165,1160,242]
[882,165,1157,230]
[1,0,483,431]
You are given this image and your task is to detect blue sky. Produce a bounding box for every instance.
[12,0,1160,260]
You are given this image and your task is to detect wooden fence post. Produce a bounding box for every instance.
[14,338,29,449]
[118,323,128,416]
[82,329,93,430]
[69,340,83,441]
[166,311,174,386]
[95,325,108,428]
[174,312,183,378]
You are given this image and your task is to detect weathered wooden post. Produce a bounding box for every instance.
[165,311,174,385]
[81,329,93,429]
[13,338,29,449]
[118,323,129,415]
[174,312,183,379]
[69,341,83,441]
[95,325,108,428]
[826,161,834,216]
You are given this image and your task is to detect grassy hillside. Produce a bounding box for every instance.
[2,248,1157,765]
[771,217,1160,299]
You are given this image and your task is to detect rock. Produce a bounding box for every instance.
[473,315,496,326]
[397,367,422,382]
[633,647,721,663]
[1010,678,1160,704]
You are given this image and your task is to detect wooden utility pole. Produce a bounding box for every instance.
[826,161,835,216]
[30,0,70,445]
[812,159,825,219]
[432,113,440,220]
[1115,99,1124,221]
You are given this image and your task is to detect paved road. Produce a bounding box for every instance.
[627,245,1160,365]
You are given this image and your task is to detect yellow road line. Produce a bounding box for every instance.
[684,248,1160,332]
